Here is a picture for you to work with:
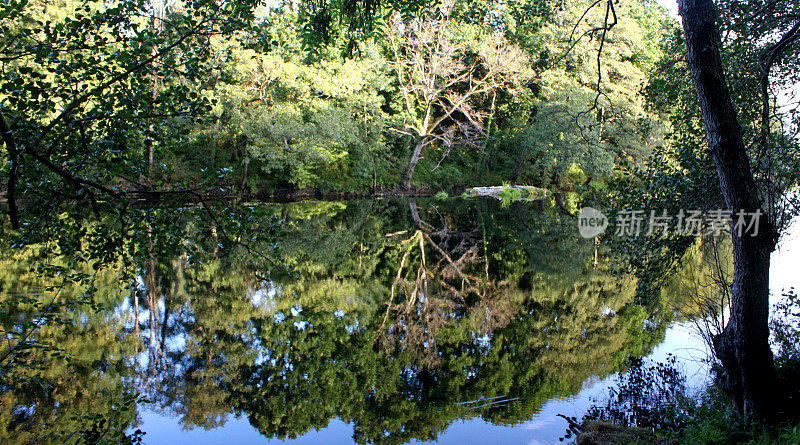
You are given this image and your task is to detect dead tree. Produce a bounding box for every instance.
[385,1,529,189]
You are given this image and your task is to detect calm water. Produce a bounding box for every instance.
[2,198,798,444]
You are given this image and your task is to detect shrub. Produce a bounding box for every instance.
[580,355,694,434]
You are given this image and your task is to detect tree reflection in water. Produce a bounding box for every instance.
[1,198,687,444]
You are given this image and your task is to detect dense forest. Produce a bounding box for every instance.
[1,0,675,199]
[2,0,800,442]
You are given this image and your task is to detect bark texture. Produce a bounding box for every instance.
[404,138,427,190]
[678,0,780,419]
[0,112,21,230]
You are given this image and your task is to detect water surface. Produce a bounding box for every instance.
[4,198,794,444]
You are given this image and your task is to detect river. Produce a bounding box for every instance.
[1,197,797,444]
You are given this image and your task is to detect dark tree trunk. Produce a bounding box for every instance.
[240,158,249,192]
[404,137,427,190]
[678,0,780,419]
[0,113,21,230]
[511,148,527,186]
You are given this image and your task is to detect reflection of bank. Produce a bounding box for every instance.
[241,199,673,442]
[0,198,681,445]
[508,322,709,445]
[100,205,800,443]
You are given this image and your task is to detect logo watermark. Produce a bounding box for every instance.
[577,207,762,238]
[578,207,608,238]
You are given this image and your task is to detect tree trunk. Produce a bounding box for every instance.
[146,1,165,179]
[678,0,779,419]
[511,148,527,186]
[408,199,425,229]
[0,112,21,230]
[133,286,139,334]
[404,137,427,190]
[371,157,377,193]
[240,158,249,192]
[147,139,154,175]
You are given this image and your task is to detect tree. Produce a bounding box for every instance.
[449,0,674,189]
[1,0,256,231]
[677,0,800,418]
[209,9,392,191]
[385,1,531,189]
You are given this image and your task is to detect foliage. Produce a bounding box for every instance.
[571,298,800,444]
[489,0,671,188]
[4,0,798,441]
[1,0,258,216]
[204,9,394,191]
[0,198,683,444]
[295,0,433,56]
[573,354,694,437]
[576,379,800,445]
[676,387,800,445]
[0,0,687,200]
[384,1,532,188]
[771,289,800,370]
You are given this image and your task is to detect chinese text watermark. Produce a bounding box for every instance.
[577,207,762,238]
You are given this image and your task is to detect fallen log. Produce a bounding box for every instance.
[463,185,548,201]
